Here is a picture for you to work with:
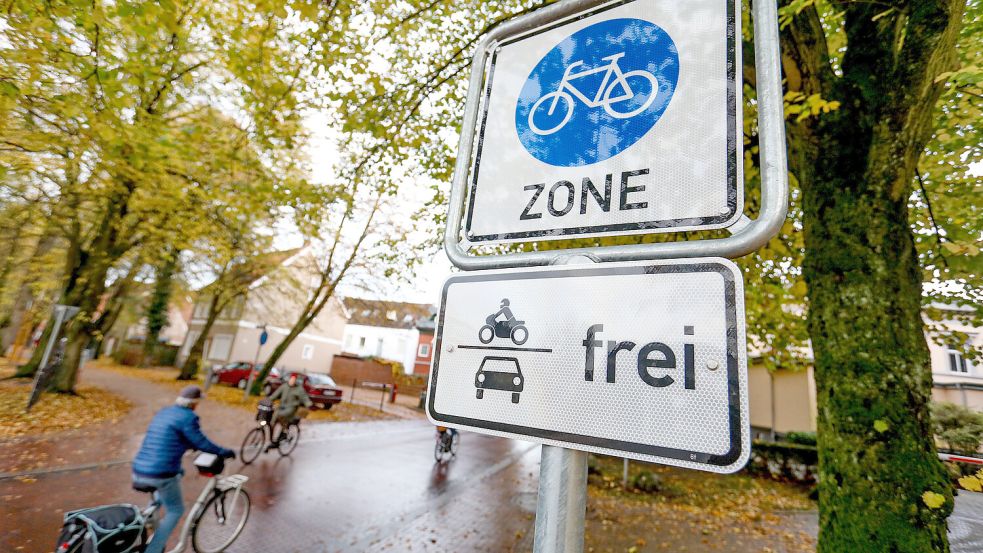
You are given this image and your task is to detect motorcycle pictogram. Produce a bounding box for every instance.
[478,298,529,345]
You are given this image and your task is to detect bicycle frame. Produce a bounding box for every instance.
[142,472,249,553]
[552,53,632,111]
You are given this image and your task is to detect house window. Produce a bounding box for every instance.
[302,344,314,360]
[359,336,366,348]
[948,336,977,374]
[418,343,430,358]
[386,310,397,321]
[193,300,210,319]
[948,347,971,373]
[376,338,384,356]
[208,335,233,361]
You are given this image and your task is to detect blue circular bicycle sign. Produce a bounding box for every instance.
[515,18,679,167]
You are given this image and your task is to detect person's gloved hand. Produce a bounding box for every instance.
[223,449,236,460]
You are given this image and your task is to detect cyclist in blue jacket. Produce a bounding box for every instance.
[132,385,234,553]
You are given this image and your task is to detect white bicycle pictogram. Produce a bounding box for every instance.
[528,52,660,136]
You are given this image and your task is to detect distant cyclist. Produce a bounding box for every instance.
[267,373,312,443]
[132,386,235,553]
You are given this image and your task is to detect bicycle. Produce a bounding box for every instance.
[239,400,301,465]
[528,52,660,135]
[56,453,250,553]
[434,427,459,463]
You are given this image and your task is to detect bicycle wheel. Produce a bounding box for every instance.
[528,91,574,135]
[450,433,460,457]
[240,427,265,465]
[191,487,251,553]
[603,70,659,119]
[277,423,300,456]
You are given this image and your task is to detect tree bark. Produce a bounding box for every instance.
[144,253,178,364]
[178,295,223,380]
[784,0,965,550]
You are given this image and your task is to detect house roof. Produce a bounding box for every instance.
[342,298,435,329]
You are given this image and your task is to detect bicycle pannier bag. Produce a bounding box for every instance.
[55,504,145,553]
[194,452,225,476]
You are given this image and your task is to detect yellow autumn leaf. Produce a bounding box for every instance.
[958,476,982,492]
[922,491,946,509]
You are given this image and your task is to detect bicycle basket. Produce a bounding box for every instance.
[194,452,225,477]
[256,399,274,423]
[56,504,145,553]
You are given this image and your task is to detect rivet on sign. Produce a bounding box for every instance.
[719,207,731,215]
[447,345,455,353]
[707,359,720,371]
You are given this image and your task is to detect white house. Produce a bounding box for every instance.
[340,298,435,375]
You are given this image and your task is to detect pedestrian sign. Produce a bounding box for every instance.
[462,0,741,244]
[427,258,750,473]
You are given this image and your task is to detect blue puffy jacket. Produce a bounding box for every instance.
[132,405,233,478]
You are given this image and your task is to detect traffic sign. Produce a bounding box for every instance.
[462,0,741,244]
[426,258,749,473]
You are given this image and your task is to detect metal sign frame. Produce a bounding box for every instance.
[444,0,788,270]
[463,0,743,244]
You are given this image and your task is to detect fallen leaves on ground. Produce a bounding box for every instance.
[96,361,398,422]
[584,455,817,552]
[0,369,131,439]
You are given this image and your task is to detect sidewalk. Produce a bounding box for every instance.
[0,365,258,477]
[345,385,425,420]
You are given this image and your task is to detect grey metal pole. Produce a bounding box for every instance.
[622,458,629,488]
[379,385,386,411]
[769,370,777,441]
[534,445,588,553]
[37,306,66,374]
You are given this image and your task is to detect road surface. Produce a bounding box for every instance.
[1,420,541,552]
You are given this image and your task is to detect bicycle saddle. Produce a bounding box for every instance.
[132,482,157,493]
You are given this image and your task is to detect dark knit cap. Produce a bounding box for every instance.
[179,385,203,400]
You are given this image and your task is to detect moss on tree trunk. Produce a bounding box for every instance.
[782,0,966,549]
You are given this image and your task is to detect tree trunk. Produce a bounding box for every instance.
[15,321,51,377]
[249,290,333,395]
[249,321,306,396]
[789,1,965,550]
[179,296,222,380]
[144,254,178,364]
[48,326,88,393]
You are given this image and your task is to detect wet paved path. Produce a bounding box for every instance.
[1,419,540,552]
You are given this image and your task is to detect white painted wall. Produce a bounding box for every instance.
[342,324,419,375]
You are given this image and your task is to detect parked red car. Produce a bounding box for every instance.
[210,361,266,389]
[263,371,343,410]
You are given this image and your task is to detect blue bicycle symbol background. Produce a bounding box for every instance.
[515,18,679,167]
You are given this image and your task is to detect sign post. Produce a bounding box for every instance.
[244,324,268,400]
[431,0,788,550]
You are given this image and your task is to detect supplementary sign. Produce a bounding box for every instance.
[463,0,741,244]
[426,258,749,473]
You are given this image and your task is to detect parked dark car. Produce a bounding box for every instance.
[263,370,343,410]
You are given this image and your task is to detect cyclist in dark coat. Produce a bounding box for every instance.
[132,386,234,553]
[268,373,313,433]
